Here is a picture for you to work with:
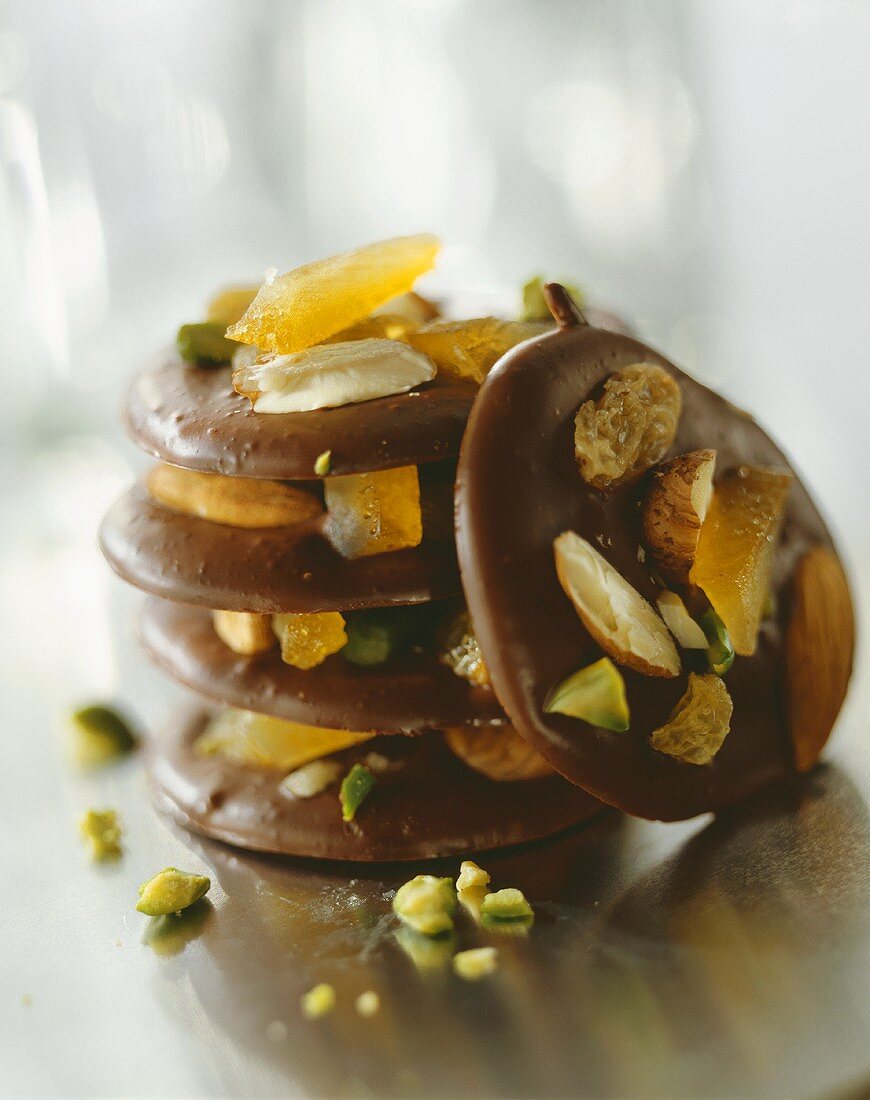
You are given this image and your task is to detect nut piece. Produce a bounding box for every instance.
[339,763,377,822]
[643,449,716,585]
[453,946,499,981]
[544,657,630,730]
[136,867,210,916]
[212,610,275,656]
[355,990,381,1017]
[233,338,437,414]
[147,464,322,529]
[786,547,854,772]
[79,809,122,861]
[656,592,708,650]
[444,725,554,781]
[554,531,680,678]
[69,704,138,767]
[650,673,733,765]
[480,888,534,923]
[393,875,456,936]
[301,983,336,1020]
[280,759,343,799]
[574,364,682,490]
[456,860,491,892]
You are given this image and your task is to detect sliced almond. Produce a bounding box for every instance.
[786,546,854,772]
[643,449,716,585]
[656,591,708,650]
[147,464,322,528]
[444,725,554,781]
[212,610,275,655]
[554,531,680,678]
[232,338,436,414]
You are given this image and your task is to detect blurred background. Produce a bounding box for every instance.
[0,0,868,755]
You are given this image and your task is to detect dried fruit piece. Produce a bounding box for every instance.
[643,449,716,585]
[786,547,854,772]
[206,284,259,327]
[699,609,735,675]
[212,610,274,655]
[650,673,733,765]
[273,611,347,670]
[176,322,236,365]
[520,275,585,322]
[393,875,456,935]
[554,531,680,677]
[339,763,377,822]
[544,657,630,730]
[325,466,422,559]
[136,868,210,916]
[656,592,707,650]
[444,725,554,781]
[147,464,322,529]
[440,611,490,687]
[280,759,343,799]
[574,364,682,490]
[227,234,441,353]
[233,338,436,414]
[79,809,122,861]
[690,466,793,656]
[453,947,498,981]
[408,317,551,384]
[320,313,415,344]
[301,983,335,1019]
[194,708,372,771]
[69,704,137,766]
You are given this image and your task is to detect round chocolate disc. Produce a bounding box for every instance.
[100,485,459,613]
[456,301,850,820]
[124,349,477,479]
[140,597,505,733]
[151,710,603,861]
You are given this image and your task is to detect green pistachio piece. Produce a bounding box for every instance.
[314,450,332,477]
[520,275,585,322]
[701,609,735,675]
[543,658,630,731]
[339,763,377,822]
[176,322,236,365]
[393,875,456,936]
[136,867,210,916]
[480,887,534,922]
[70,704,137,767]
[453,946,498,981]
[341,608,415,667]
[456,860,490,892]
[79,809,122,861]
[300,982,336,1019]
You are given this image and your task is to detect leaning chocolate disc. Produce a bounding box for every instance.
[140,598,505,733]
[456,306,851,820]
[124,349,477,479]
[100,485,459,612]
[151,710,603,861]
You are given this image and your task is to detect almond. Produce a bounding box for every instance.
[656,591,708,649]
[445,725,554,781]
[786,546,855,772]
[643,449,716,585]
[212,610,274,655]
[553,531,680,678]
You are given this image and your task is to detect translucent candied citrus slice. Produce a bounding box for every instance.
[407,317,551,384]
[324,466,422,559]
[690,466,792,656]
[226,235,441,354]
[194,708,372,770]
[272,611,348,670]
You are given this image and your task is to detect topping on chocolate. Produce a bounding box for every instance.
[456,860,490,892]
[643,449,716,586]
[444,725,553,782]
[543,657,630,731]
[393,875,456,935]
[649,672,732,766]
[280,759,343,799]
[232,338,437,414]
[300,983,336,1020]
[205,284,258,327]
[408,317,551,384]
[699,609,735,675]
[147,463,322,529]
[339,763,377,822]
[212,610,274,656]
[273,611,348,670]
[553,531,680,678]
[176,322,236,366]
[520,275,584,322]
[656,592,708,650]
[691,465,793,655]
[453,946,498,981]
[574,363,682,490]
[480,887,534,924]
[325,465,422,559]
[313,450,332,477]
[440,610,490,687]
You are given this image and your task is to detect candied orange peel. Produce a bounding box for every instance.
[407,317,550,384]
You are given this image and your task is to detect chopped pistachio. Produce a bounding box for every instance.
[301,983,336,1020]
[393,875,456,936]
[544,658,630,731]
[70,704,137,767]
[280,759,342,799]
[342,607,419,667]
[457,885,488,924]
[456,860,490,892]
[339,763,377,822]
[453,946,499,981]
[480,887,534,923]
[176,321,236,365]
[79,809,122,861]
[355,990,380,1017]
[314,450,332,477]
[520,275,585,322]
[700,609,736,676]
[136,867,210,916]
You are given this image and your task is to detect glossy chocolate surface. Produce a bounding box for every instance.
[100,485,459,613]
[456,309,845,820]
[124,349,477,479]
[140,597,506,733]
[150,709,603,860]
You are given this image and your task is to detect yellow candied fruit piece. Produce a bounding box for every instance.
[320,313,416,344]
[324,466,422,560]
[273,611,348,670]
[407,317,551,384]
[440,611,490,687]
[227,234,441,354]
[650,672,733,765]
[690,466,792,656]
[194,708,373,771]
[206,285,259,328]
